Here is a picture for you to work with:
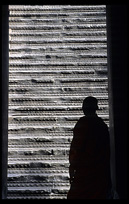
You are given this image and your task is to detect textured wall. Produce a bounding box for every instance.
[8,5,109,199]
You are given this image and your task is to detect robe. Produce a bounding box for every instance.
[67,115,112,199]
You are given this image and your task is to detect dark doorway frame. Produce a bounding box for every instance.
[1,5,9,199]
[106,5,127,199]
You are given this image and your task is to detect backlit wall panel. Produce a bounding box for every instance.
[8,5,109,199]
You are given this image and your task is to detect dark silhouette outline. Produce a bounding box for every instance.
[67,96,112,199]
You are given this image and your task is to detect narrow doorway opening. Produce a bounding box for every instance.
[7,5,111,199]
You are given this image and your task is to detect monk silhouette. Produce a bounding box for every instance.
[67,96,112,199]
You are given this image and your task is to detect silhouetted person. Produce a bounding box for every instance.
[67,96,112,199]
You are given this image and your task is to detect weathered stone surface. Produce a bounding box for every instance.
[8,5,109,199]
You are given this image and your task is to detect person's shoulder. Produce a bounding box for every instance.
[97,116,108,128]
[97,116,104,122]
[78,116,87,122]
[75,116,87,126]
[74,116,88,132]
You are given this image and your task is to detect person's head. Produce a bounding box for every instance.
[82,96,98,116]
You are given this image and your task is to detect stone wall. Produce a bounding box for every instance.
[8,5,109,199]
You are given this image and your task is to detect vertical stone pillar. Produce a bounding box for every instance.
[1,5,9,199]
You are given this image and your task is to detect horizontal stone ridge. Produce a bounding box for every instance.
[8,5,109,199]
